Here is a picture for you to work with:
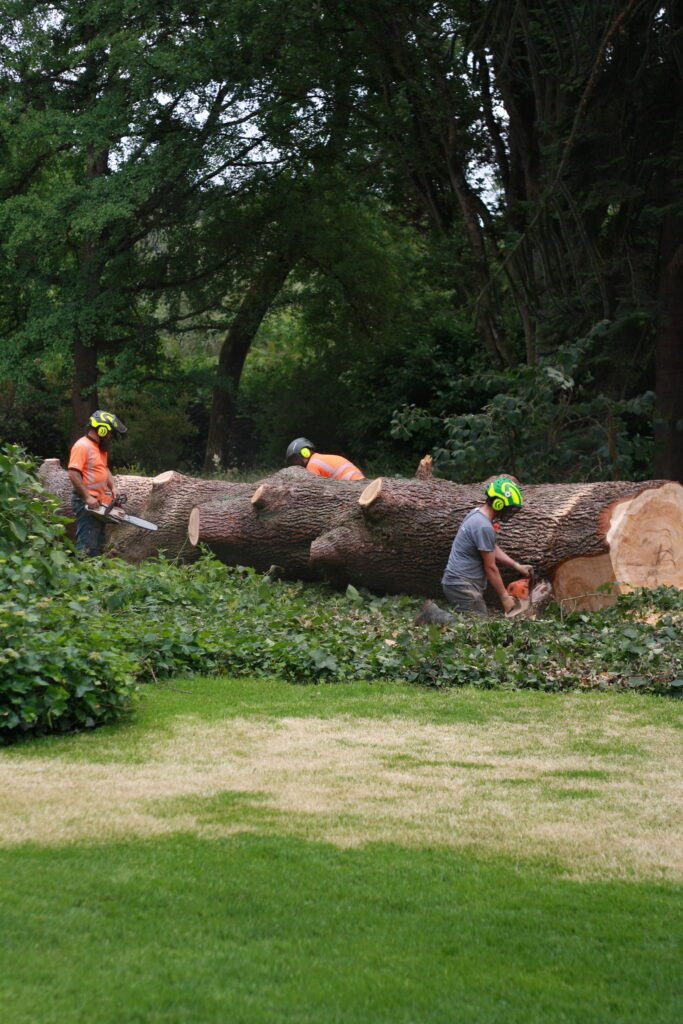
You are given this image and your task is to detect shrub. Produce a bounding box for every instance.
[0,444,138,743]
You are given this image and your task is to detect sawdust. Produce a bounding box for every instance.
[1,714,681,881]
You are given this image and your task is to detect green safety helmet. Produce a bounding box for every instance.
[286,437,315,461]
[89,410,127,439]
[485,476,523,512]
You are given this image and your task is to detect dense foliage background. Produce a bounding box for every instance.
[1,2,681,482]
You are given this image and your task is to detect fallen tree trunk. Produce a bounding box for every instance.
[190,472,683,609]
[39,459,683,610]
[187,467,366,579]
[38,461,250,561]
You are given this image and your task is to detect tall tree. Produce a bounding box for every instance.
[332,0,683,479]
[0,0,315,440]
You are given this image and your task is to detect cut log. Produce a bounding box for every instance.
[192,474,683,609]
[188,467,367,579]
[553,481,683,610]
[39,456,683,611]
[37,461,249,562]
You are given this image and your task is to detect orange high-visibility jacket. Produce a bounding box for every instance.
[306,453,365,481]
[68,436,112,500]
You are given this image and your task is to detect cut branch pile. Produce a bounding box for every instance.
[39,459,683,610]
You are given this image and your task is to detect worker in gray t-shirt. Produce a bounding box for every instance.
[441,477,533,617]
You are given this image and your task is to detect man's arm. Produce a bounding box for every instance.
[481,549,515,612]
[494,545,532,576]
[67,469,100,508]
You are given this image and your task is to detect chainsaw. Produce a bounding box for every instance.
[87,494,158,532]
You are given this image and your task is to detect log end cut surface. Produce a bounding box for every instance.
[608,481,683,589]
[188,507,200,546]
[553,481,683,610]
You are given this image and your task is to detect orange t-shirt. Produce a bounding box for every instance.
[306,454,364,481]
[68,436,112,500]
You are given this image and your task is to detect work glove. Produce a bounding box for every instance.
[501,593,517,614]
[512,562,533,577]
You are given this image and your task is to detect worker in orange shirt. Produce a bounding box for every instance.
[67,410,127,556]
[285,438,365,481]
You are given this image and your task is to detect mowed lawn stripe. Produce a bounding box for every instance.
[0,834,680,1024]
[1,679,681,881]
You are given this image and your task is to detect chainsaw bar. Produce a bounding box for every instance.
[87,504,158,531]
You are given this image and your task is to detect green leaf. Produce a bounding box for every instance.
[9,521,27,543]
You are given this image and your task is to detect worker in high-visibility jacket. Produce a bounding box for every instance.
[67,410,127,556]
[285,437,365,481]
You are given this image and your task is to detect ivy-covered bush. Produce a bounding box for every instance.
[0,444,137,742]
[0,443,72,598]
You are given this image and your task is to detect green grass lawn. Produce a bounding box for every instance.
[1,679,681,1024]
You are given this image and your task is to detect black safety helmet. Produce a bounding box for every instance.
[286,437,315,462]
[89,410,128,439]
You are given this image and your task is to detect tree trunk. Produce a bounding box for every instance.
[70,143,110,441]
[190,471,683,610]
[71,331,99,442]
[187,468,365,578]
[654,209,683,483]
[203,244,299,472]
[39,460,683,611]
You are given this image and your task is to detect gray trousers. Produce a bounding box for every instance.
[442,582,488,618]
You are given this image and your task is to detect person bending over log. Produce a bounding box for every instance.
[441,477,532,617]
[285,437,365,481]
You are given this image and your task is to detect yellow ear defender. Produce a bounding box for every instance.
[97,424,110,437]
[492,497,504,511]
[300,447,312,459]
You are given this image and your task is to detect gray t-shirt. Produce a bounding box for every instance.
[441,508,496,588]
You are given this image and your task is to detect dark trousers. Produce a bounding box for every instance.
[71,494,106,557]
[442,582,488,618]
